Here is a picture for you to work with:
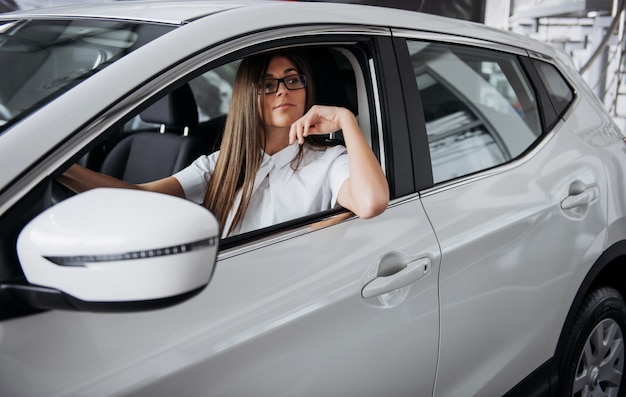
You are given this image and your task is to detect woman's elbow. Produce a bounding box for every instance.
[353,193,389,219]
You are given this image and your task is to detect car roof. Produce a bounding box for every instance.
[1,0,564,64]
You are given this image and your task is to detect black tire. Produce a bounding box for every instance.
[558,286,626,397]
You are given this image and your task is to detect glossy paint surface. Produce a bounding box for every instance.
[1,202,440,396]
[1,1,626,396]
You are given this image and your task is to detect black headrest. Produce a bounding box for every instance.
[296,47,357,115]
[141,84,199,128]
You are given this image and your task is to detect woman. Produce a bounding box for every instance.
[59,51,389,236]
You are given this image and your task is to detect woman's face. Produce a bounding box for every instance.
[258,55,307,131]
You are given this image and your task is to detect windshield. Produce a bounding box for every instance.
[0,19,174,132]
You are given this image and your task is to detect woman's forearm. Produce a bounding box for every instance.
[338,110,389,218]
[58,164,139,193]
[57,164,185,198]
[289,105,390,218]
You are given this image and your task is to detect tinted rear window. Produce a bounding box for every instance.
[532,60,574,117]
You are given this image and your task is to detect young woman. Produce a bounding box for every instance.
[59,51,389,237]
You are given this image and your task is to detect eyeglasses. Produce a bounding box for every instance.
[259,74,307,94]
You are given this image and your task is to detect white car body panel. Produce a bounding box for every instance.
[425,123,609,395]
[1,202,440,396]
[424,56,624,394]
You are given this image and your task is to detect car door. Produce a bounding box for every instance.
[0,31,441,396]
[393,32,609,396]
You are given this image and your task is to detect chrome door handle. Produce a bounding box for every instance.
[361,258,430,298]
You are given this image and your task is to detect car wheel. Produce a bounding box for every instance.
[559,287,626,397]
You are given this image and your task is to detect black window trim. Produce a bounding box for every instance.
[518,56,560,132]
[524,56,576,132]
[390,36,433,192]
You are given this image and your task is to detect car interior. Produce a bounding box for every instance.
[97,84,206,183]
[77,46,361,186]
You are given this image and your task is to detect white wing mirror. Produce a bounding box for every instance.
[7,188,219,312]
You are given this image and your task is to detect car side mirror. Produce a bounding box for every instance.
[4,188,219,312]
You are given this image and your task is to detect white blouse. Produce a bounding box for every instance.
[174,143,350,236]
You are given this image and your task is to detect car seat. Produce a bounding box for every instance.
[99,84,206,183]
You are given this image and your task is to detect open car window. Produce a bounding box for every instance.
[70,45,375,242]
[0,38,381,319]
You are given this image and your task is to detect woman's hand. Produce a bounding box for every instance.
[289,105,352,145]
[290,104,389,219]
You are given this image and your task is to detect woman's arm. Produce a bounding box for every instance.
[58,164,185,198]
[289,105,389,218]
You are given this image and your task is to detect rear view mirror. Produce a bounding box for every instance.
[6,188,219,312]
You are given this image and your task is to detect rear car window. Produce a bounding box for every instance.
[532,59,574,117]
[407,40,542,184]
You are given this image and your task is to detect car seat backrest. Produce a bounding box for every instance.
[140,83,199,132]
[100,84,205,183]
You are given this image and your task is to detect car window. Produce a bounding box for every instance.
[120,46,362,155]
[532,59,574,117]
[190,61,240,122]
[0,42,375,319]
[0,19,174,132]
[120,61,239,143]
[78,45,370,240]
[407,40,542,184]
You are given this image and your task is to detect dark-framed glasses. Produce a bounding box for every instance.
[259,74,307,94]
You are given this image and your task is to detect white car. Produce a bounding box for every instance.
[1,1,625,396]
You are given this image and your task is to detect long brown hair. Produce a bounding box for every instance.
[202,51,315,236]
